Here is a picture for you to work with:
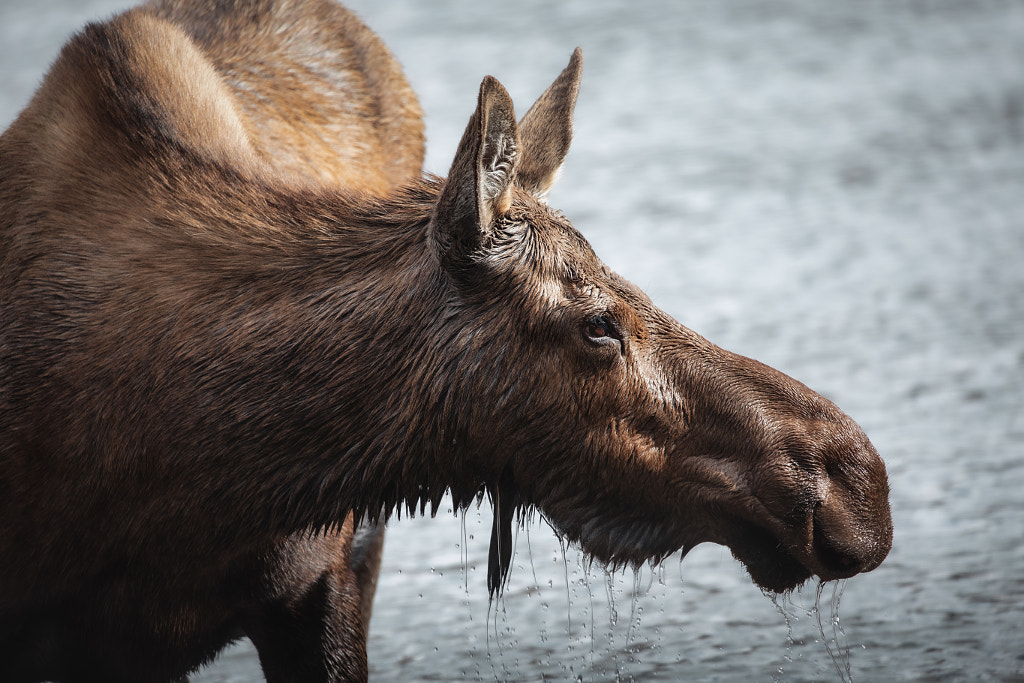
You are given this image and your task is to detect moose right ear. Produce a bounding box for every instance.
[433,76,520,267]
[515,48,582,199]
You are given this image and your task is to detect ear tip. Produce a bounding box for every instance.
[479,75,513,106]
[567,47,583,75]
[564,48,583,87]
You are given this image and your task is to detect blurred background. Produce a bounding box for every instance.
[3,0,1022,680]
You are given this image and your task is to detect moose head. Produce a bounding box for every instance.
[419,49,892,595]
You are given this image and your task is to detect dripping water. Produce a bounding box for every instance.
[625,570,648,661]
[603,568,622,680]
[524,522,539,588]
[768,580,854,683]
[558,536,572,634]
[815,580,852,683]
[460,509,470,593]
[766,589,797,683]
[583,557,596,675]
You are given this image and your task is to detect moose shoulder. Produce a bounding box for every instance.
[0,0,892,681]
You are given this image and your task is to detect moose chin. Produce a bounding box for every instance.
[0,0,892,680]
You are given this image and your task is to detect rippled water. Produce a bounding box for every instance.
[4,0,1023,680]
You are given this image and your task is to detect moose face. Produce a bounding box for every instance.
[430,51,892,594]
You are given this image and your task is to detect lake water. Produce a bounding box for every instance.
[3,0,1023,680]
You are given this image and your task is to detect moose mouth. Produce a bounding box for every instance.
[720,517,814,593]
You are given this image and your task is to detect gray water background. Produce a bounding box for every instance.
[2,0,1023,680]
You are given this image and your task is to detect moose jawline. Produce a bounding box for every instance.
[483,479,813,596]
[722,517,814,593]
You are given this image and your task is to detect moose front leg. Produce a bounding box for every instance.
[246,569,367,683]
[245,518,384,683]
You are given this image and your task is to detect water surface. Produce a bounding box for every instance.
[3,0,1022,680]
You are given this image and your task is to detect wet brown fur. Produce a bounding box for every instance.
[1,1,419,681]
[0,1,892,681]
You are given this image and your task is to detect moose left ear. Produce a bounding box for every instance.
[434,76,519,265]
[515,48,583,199]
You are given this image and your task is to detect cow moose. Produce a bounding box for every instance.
[0,0,893,681]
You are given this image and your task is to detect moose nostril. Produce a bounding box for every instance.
[810,500,874,577]
[812,518,862,575]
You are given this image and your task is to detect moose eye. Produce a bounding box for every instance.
[584,315,622,350]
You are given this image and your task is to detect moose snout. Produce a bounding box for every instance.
[804,433,893,580]
[676,347,893,590]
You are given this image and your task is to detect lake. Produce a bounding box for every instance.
[3,0,1022,680]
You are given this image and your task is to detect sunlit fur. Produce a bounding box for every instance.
[0,0,891,681]
[0,0,422,680]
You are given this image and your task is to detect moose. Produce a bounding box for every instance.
[0,0,892,680]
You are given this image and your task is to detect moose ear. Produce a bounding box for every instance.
[434,76,519,263]
[515,48,582,199]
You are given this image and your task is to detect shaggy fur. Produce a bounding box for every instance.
[1,1,418,681]
[0,1,892,681]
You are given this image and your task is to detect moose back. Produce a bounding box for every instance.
[0,0,892,681]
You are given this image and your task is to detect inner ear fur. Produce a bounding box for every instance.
[434,76,519,264]
[515,48,583,199]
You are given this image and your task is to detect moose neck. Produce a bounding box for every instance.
[123,170,481,542]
